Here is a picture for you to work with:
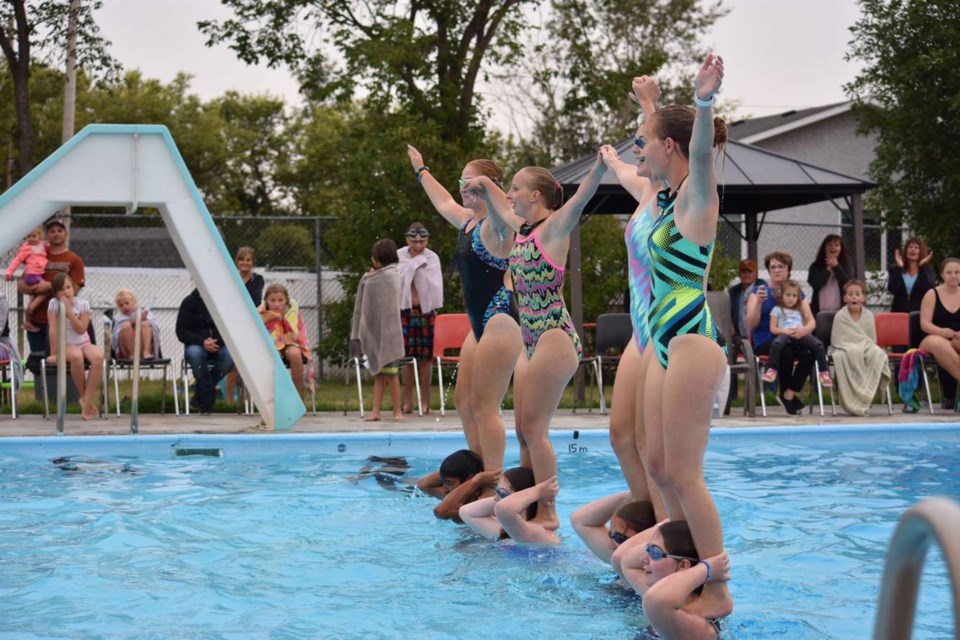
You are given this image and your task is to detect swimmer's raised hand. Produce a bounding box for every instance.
[461,175,490,197]
[406,145,425,172]
[537,475,560,501]
[694,53,724,102]
[474,469,501,488]
[629,75,660,107]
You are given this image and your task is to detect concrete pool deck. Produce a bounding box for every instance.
[1,405,957,437]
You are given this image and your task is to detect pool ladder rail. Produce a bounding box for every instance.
[873,497,960,639]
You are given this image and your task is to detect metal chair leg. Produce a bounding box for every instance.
[411,359,423,416]
[594,358,607,415]
[918,357,935,414]
[437,357,446,417]
[756,360,768,417]
[354,357,364,418]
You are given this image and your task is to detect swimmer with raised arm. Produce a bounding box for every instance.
[571,493,656,564]
[459,467,557,544]
[416,449,489,522]
[464,154,607,533]
[635,54,733,619]
[622,521,730,639]
[406,147,522,479]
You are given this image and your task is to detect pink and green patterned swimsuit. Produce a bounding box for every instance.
[509,225,582,359]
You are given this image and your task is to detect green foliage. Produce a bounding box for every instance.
[199,0,533,144]
[255,223,316,268]
[708,238,739,294]
[572,214,630,319]
[506,0,728,164]
[846,0,960,260]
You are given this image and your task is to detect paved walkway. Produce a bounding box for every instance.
[1,405,956,437]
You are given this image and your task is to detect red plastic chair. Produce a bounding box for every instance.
[432,314,472,416]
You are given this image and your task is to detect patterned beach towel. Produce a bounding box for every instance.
[898,348,928,413]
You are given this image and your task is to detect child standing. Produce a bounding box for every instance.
[830,280,891,415]
[4,227,48,331]
[112,289,161,360]
[46,273,104,420]
[762,279,832,388]
[259,283,312,398]
[351,239,404,421]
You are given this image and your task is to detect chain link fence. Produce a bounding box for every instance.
[715,216,902,310]
[2,213,343,381]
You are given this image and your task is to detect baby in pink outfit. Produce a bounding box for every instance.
[4,227,49,331]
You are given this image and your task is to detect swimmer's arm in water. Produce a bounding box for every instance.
[416,471,447,498]
[495,476,561,545]
[459,497,502,539]
[571,492,632,563]
[642,551,731,640]
[434,469,498,522]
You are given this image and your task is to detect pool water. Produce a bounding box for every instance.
[0,426,956,640]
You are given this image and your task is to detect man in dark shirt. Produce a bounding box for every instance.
[176,288,233,414]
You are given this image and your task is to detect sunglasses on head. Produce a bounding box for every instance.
[406,228,430,238]
[494,487,511,500]
[645,543,698,563]
[608,530,629,545]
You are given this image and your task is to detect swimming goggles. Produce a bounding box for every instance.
[494,487,511,500]
[406,228,430,238]
[645,543,698,563]
[608,530,629,545]
[633,136,646,149]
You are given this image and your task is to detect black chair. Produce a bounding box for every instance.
[706,291,756,417]
[26,320,108,419]
[591,313,633,415]
[811,311,837,416]
[105,309,174,415]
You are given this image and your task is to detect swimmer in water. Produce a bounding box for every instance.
[571,493,656,564]
[416,449,488,522]
[459,466,558,545]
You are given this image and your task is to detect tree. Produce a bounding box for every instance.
[500,0,727,164]
[199,0,533,147]
[846,0,960,259]
[0,0,118,178]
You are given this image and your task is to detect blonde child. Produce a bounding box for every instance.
[112,289,160,360]
[46,272,104,420]
[830,280,891,415]
[259,283,312,398]
[762,279,831,388]
[4,227,48,330]
[350,239,404,422]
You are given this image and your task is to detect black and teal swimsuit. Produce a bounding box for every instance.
[452,217,519,341]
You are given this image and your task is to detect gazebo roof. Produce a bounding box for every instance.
[551,136,876,215]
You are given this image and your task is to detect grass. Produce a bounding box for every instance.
[2,370,942,416]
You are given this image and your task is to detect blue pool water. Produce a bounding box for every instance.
[0,425,956,639]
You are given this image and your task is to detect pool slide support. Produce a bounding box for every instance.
[0,124,305,432]
[873,497,960,639]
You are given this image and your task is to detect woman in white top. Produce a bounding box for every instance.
[46,272,104,420]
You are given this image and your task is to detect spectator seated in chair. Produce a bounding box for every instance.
[111,288,161,361]
[258,283,313,400]
[176,288,233,415]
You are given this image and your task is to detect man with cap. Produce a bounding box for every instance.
[17,218,86,353]
[728,259,766,341]
[397,221,443,414]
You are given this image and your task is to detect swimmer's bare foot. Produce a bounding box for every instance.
[81,399,100,420]
[364,413,381,422]
[392,412,405,422]
[685,582,734,619]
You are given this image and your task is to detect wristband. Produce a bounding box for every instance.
[694,94,715,108]
[701,559,713,583]
[416,166,430,182]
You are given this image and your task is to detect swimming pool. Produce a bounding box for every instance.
[0,425,955,639]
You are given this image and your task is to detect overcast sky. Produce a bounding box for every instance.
[96,0,865,123]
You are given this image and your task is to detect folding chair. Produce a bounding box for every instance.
[0,358,19,418]
[33,321,108,420]
[811,311,837,417]
[589,313,632,415]
[103,309,174,415]
[432,314,471,416]
[876,312,912,413]
[343,339,365,417]
[907,311,938,413]
[706,291,756,417]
